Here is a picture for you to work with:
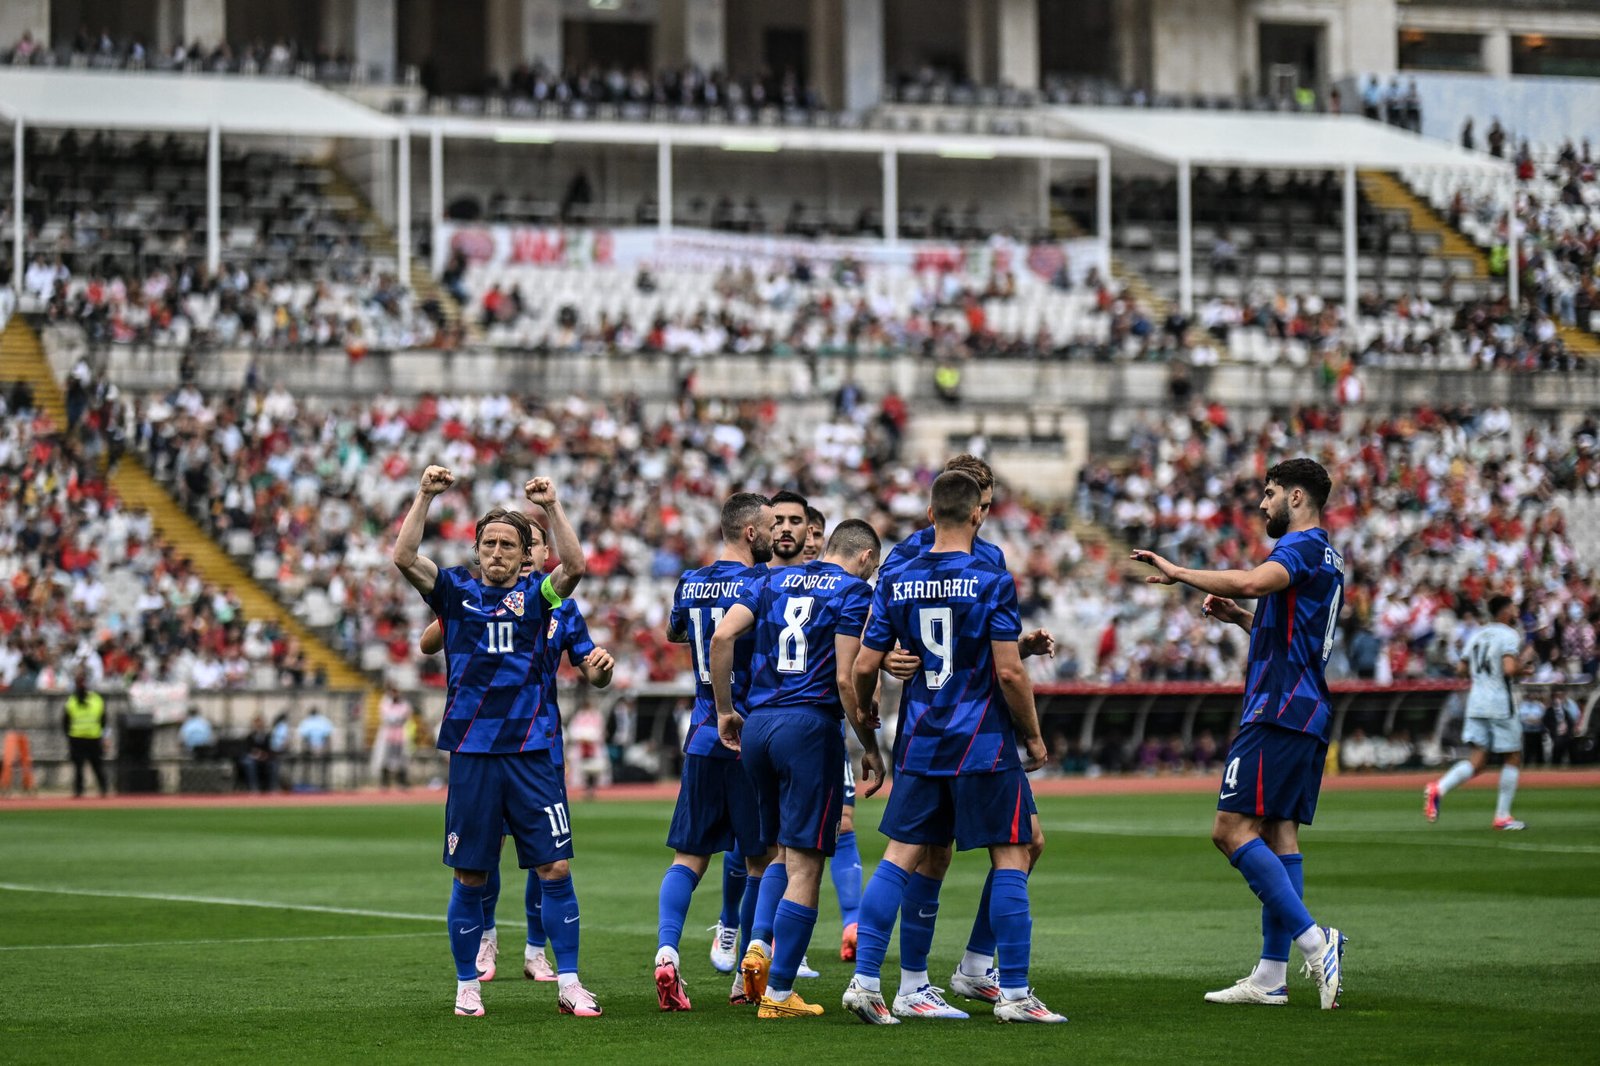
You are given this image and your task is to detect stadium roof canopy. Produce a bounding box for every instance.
[0,68,402,138]
[0,69,408,286]
[1049,108,1508,174]
[1047,107,1517,312]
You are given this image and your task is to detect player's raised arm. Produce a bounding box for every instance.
[1131,549,1291,600]
[525,477,586,600]
[993,638,1048,771]
[419,618,443,654]
[393,465,452,595]
[709,603,757,750]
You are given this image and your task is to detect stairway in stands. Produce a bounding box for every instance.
[2,317,376,713]
[1362,169,1600,361]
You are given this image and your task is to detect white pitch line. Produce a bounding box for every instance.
[0,932,438,952]
[1048,822,1600,855]
[0,882,437,921]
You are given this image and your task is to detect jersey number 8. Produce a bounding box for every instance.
[777,597,813,673]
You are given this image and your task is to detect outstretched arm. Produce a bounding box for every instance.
[393,465,453,595]
[1131,550,1290,600]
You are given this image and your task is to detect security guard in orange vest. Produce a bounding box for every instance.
[63,670,109,798]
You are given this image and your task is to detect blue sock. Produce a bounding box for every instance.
[540,874,580,975]
[525,871,544,948]
[768,899,819,995]
[989,868,1033,993]
[899,872,942,973]
[751,861,787,945]
[854,860,911,981]
[1231,839,1315,942]
[738,864,761,957]
[446,879,487,981]
[1260,853,1304,963]
[720,851,747,928]
[966,867,997,956]
[481,866,500,933]
[831,830,863,926]
[657,863,701,952]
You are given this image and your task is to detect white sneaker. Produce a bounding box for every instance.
[1204,977,1288,1006]
[455,981,485,1016]
[994,990,1068,1024]
[475,935,498,982]
[841,976,900,1025]
[1301,926,1347,1010]
[709,922,738,973]
[947,967,1001,1004]
[797,954,819,979]
[892,984,970,1019]
[524,949,557,981]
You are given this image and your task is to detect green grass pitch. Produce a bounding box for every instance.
[1,787,1594,1064]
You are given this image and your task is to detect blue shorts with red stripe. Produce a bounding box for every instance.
[445,750,572,872]
[879,767,1034,851]
[740,707,846,857]
[1217,721,1327,824]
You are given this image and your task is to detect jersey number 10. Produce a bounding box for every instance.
[484,621,515,654]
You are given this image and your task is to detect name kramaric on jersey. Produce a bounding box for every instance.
[889,577,981,602]
[679,580,749,600]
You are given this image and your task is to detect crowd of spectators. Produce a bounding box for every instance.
[472,60,822,116]
[6,29,368,81]
[0,379,325,695]
[1080,402,1600,685]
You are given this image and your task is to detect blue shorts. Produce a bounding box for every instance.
[741,709,846,857]
[445,750,573,872]
[1218,722,1327,824]
[879,768,1035,851]
[666,753,767,857]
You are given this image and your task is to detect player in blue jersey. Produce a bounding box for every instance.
[420,550,617,986]
[393,465,602,1019]
[1132,457,1347,1010]
[843,470,1065,1025]
[873,454,1055,1008]
[712,518,885,1019]
[651,492,775,1011]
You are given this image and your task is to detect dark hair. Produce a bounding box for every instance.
[805,505,827,530]
[770,489,809,511]
[825,518,880,558]
[931,469,982,524]
[1265,458,1332,512]
[943,454,995,493]
[720,492,771,543]
[475,507,534,550]
[1487,594,1513,619]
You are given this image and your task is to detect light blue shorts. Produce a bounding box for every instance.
[1462,716,1523,754]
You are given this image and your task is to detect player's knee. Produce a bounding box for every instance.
[536,859,571,880]
[454,869,488,888]
[920,844,953,879]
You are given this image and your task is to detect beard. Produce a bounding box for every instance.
[751,538,774,564]
[772,536,802,561]
[1265,503,1290,539]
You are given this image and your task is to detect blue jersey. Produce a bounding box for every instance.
[423,566,563,754]
[741,561,873,719]
[670,560,765,759]
[541,600,597,766]
[1242,528,1345,743]
[881,525,1006,580]
[863,551,1023,776]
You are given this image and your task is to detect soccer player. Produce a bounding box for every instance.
[843,470,1065,1025]
[392,466,602,1019]
[1132,457,1347,1010]
[1425,595,1533,830]
[800,503,868,961]
[713,518,885,1018]
[420,545,617,986]
[653,492,776,1011]
[874,455,1054,1007]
